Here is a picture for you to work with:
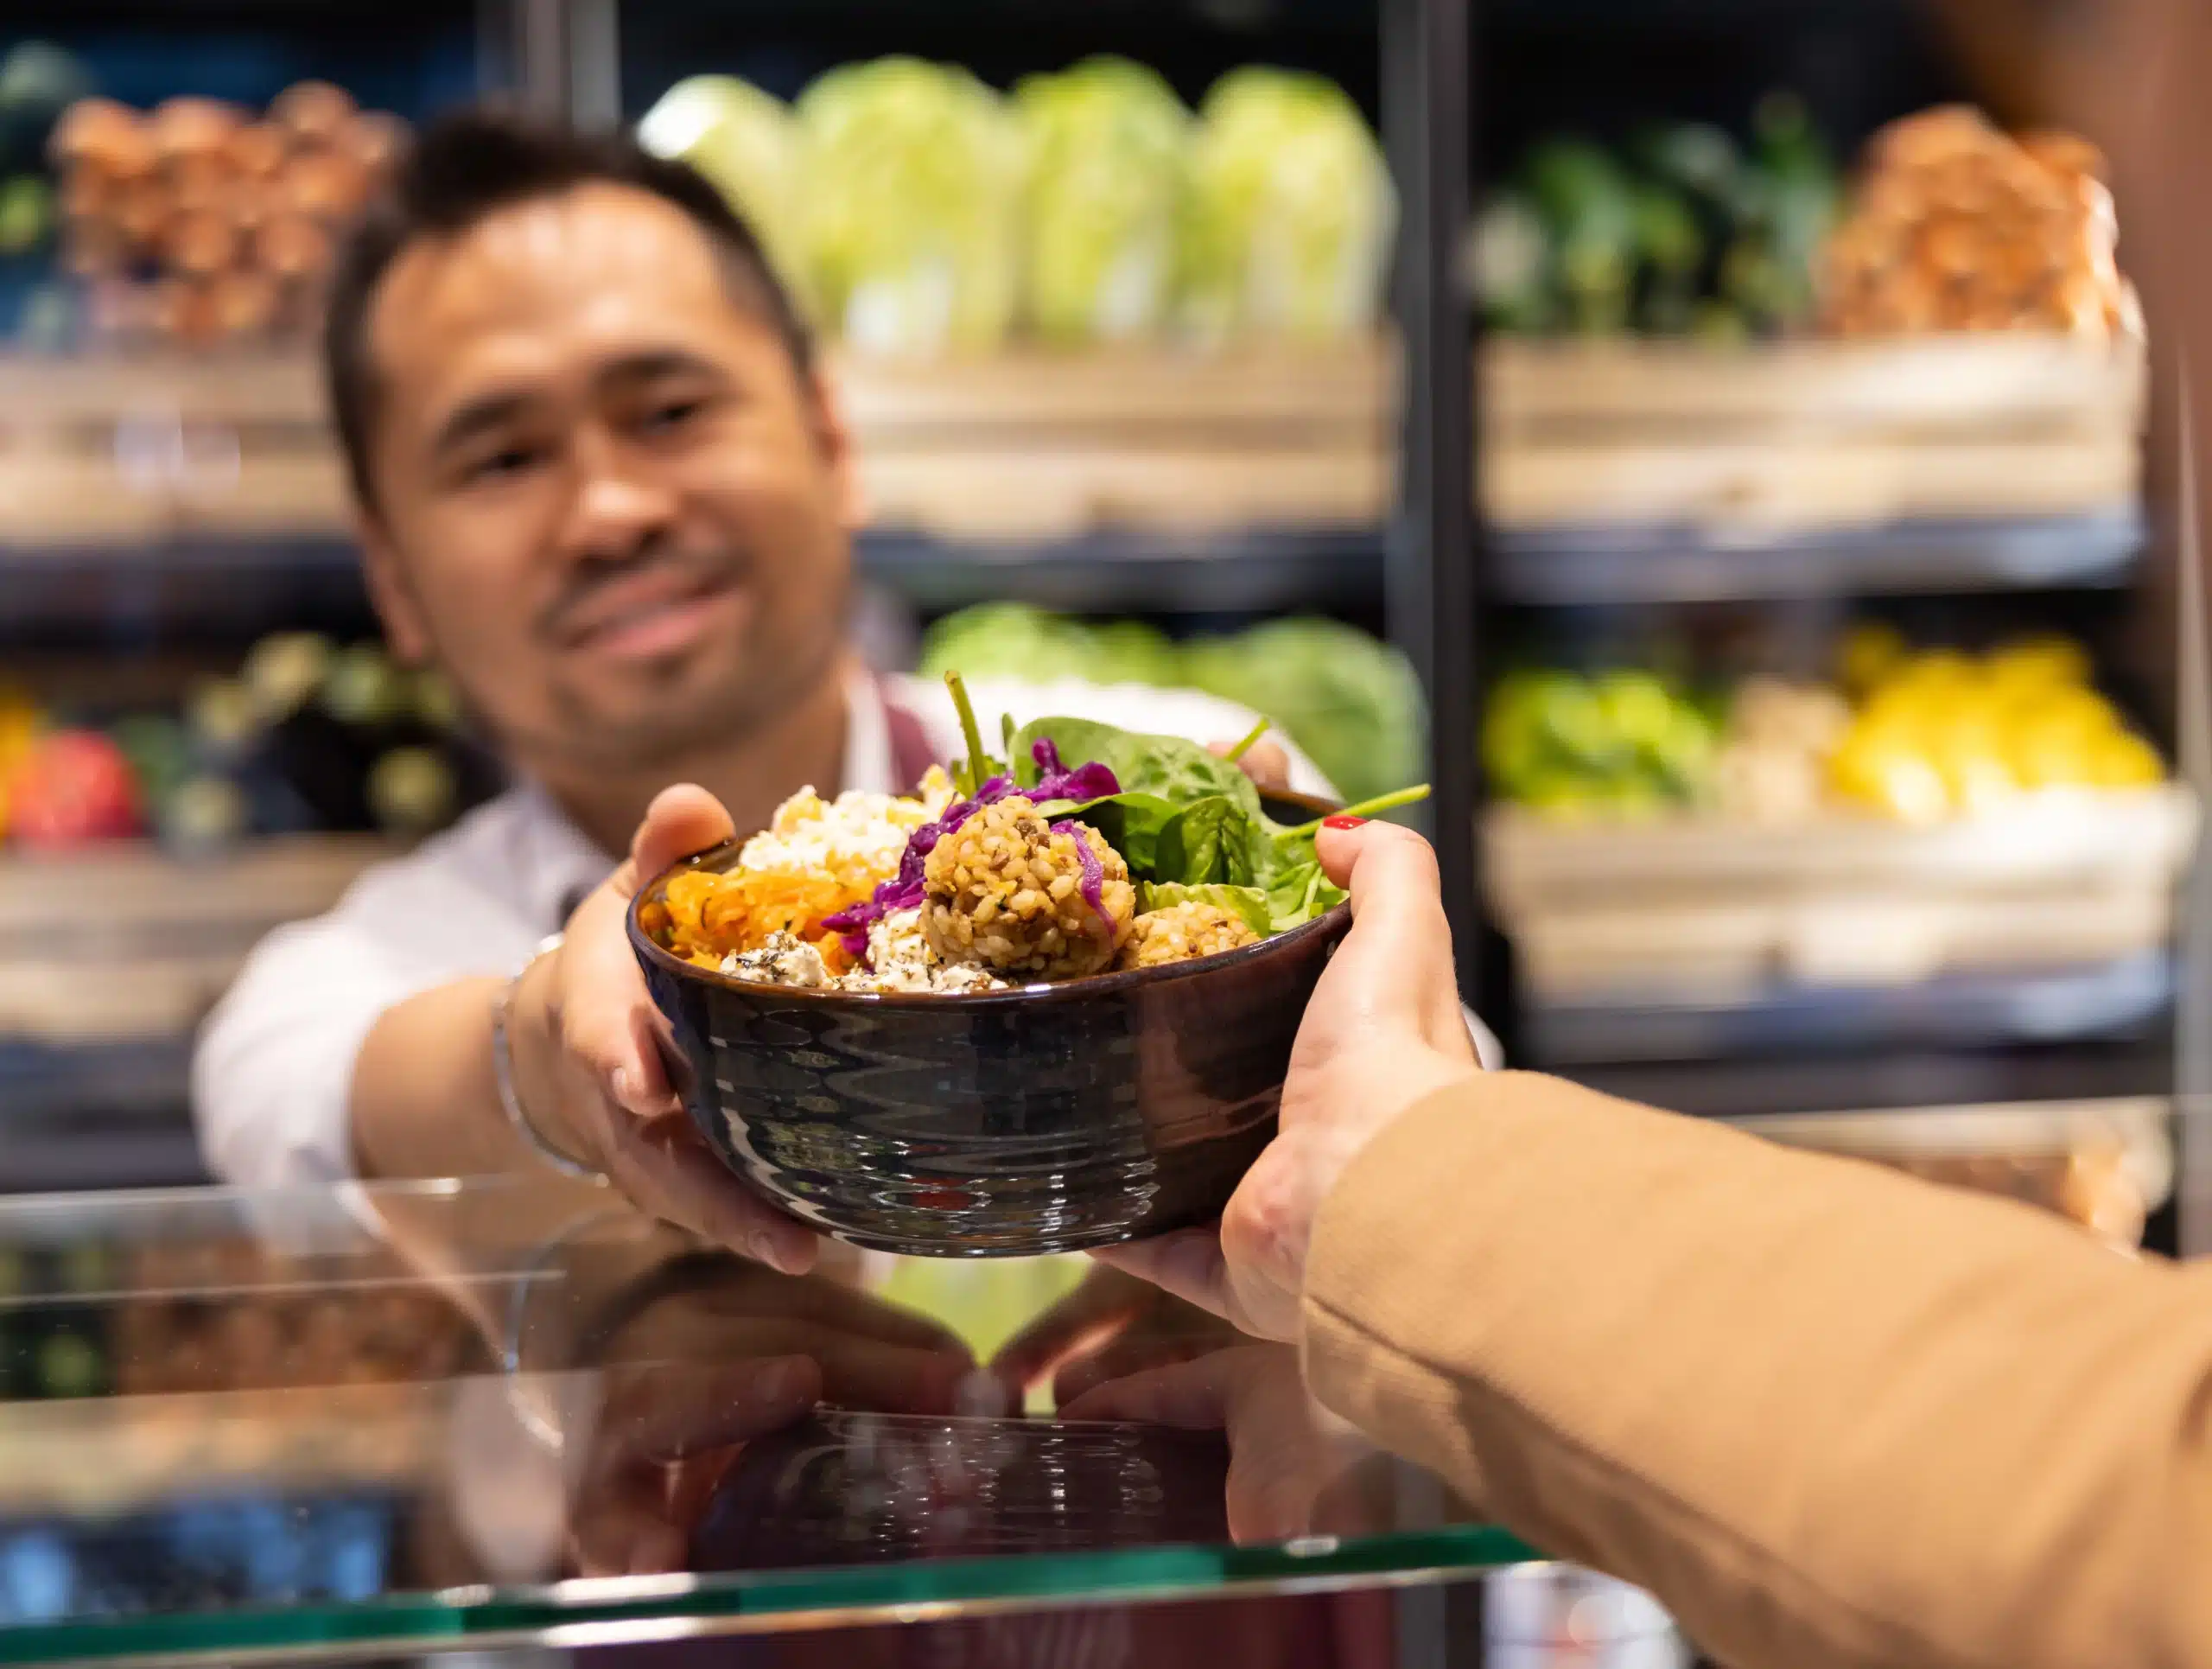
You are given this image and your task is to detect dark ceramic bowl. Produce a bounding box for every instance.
[628,792,1350,1257]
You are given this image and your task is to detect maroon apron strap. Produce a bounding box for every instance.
[881,685,938,793]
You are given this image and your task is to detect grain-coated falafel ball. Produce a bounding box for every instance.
[922,795,1135,978]
[1118,901,1262,971]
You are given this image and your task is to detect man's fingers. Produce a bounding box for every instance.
[595,1357,822,1464]
[1057,1351,1236,1428]
[1088,1229,1233,1324]
[621,785,737,901]
[1052,1328,1227,1408]
[604,1116,818,1276]
[988,1267,1153,1390]
[555,882,678,1118]
[1216,738,1294,793]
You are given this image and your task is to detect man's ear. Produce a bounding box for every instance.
[357,514,434,666]
[804,365,868,532]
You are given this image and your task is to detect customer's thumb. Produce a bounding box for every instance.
[1315,818,1443,914]
[617,786,737,900]
[1313,819,1464,1040]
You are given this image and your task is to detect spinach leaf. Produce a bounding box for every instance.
[1138,882,1275,938]
[1152,795,1263,887]
[1051,792,1182,877]
[1014,717,1262,820]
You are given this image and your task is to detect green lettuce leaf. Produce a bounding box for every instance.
[1137,882,1274,937]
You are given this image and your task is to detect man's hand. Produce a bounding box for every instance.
[1058,1344,1389,1545]
[505,785,819,1275]
[1212,736,1294,795]
[989,1264,1243,1407]
[1096,819,1480,1340]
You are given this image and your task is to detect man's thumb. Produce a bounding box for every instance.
[621,786,737,898]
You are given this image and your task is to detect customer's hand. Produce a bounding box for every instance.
[1096,819,1480,1341]
[505,785,819,1276]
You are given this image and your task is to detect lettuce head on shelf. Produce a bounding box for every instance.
[796,56,1027,356]
[1013,55,1192,345]
[636,74,807,309]
[1180,67,1397,345]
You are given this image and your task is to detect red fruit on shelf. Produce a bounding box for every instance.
[8,730,145,848]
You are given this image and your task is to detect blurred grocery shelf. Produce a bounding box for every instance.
[0,337,2150,615]
[1482,337,2146,580]
[857,527,1382,612]
[1490,511,2143,605]
[1731,1096,2172,1248]
[1486,787,2197,999]
[1524,951,2174,1067]
[0,836,384,1046]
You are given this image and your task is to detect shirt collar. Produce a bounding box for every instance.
[517,665,896,929]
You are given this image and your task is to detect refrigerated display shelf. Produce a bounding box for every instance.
[0,1039,203,1194]
[856,526,1384,612]
[0,538,364,637]
[1524,950,2174,1067]
[1491,509,2144,605]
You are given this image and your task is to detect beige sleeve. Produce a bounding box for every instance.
[1300,1072,2212,1669]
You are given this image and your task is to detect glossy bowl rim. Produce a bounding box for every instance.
[626,786,1352,1010]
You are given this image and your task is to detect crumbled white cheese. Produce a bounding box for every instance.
[723,933,830,988]
[736,786,933,886]
[836,908,1007,996]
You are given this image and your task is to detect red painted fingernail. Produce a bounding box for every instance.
[1322,814,1368,830]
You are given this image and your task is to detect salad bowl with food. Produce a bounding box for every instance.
[630,674,1428,1257]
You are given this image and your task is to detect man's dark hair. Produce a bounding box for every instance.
[323,108,814,513]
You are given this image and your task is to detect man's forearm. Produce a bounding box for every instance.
[349,976,551,1180]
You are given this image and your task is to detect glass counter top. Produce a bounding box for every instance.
[0,1175,1543,1666]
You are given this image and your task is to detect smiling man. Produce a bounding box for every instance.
[193,112,1327,1258]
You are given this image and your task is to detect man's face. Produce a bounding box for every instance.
[356,182,858,774]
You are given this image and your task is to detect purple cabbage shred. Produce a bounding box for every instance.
[1029,738,1120,806]
[823,748,1121,965]
[1052,819,1108,922]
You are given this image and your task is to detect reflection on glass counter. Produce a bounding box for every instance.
[0,1175,1594,1666]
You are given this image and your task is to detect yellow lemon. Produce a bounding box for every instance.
[1986,635,2092,691]
[1838,621,1909,696]
[2088,733,2164,790]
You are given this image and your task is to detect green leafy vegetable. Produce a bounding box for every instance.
[1138,882,1274,937]
[1223,717,1270,764]
[1152,794,1263,887]
[1273,783,1434,840]
[1260,862,1349,931]
[1054,790,1182,876]
[1013,716,1261,819]
[945,671,1001,798]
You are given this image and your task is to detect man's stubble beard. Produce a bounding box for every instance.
[538,608,850,775]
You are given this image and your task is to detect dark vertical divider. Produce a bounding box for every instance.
[1382,0,1482,1008]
